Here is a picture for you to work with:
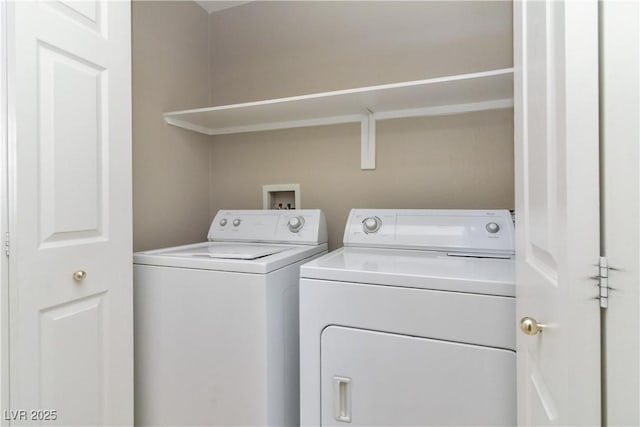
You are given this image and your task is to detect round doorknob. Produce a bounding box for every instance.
[520,316,544,336]
[73,270,87,281]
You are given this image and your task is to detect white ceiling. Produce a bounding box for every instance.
[194,1,251,14]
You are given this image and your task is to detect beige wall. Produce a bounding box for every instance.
[210,111,514,249]
[132,1,212,251]
[209,1,512,103]
[208,1,514,249]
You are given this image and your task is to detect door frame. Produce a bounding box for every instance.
[600,1,640,424]
[0,0,9,418]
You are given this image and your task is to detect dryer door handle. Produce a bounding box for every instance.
[333,376,352,423]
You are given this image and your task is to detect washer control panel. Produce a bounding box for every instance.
[209,210,327,244]
[344,209,514,257]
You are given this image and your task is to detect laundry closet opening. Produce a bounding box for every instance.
[131,1,515,252]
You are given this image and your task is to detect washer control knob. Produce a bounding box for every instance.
[486,222,500,233]
[232,218,241,227]
[219,219,228,227]
[288,216,305,233]
[362,216,382,234]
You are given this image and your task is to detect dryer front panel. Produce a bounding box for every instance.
[320,326,516,426]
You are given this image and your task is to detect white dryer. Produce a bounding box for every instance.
[134,209,327,426]
[299,209,515,426]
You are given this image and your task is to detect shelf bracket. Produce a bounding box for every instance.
[360,111,376,170]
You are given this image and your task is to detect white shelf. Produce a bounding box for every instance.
[164,68,514,169]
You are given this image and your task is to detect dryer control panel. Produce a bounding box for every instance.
[209,209,328,245]
[343,209,514,257]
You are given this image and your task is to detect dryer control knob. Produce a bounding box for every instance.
[486,222,500,233]
[288,216,305,233]
[362,216,382,234]
[232,218,241,227]
[219,219,228,227]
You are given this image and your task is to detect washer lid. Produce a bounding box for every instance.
[161,243,289,260]
[133,241,327,274]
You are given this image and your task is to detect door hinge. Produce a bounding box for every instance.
[598,256,609,309]
[3,232,9,257]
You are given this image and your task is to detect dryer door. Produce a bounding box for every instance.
[320,326,515,426]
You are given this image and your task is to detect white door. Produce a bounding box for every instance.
[514,0,601,425]
[6,1,132,425]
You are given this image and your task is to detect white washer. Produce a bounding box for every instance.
[134,210,327,427]
[300,209,515,426]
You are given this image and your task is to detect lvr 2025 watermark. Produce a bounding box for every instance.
[3,410,58,421]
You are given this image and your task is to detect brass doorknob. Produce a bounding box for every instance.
[520,317,544,336]
[73,270,87,281]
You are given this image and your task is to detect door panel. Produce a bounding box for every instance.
[40,294,106,425]
[44,0,107,36]
[523,0,560,282]
[7,0,132,425]
[38,42,106,245]
[514,1,600,425]
[52,0,105,35]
